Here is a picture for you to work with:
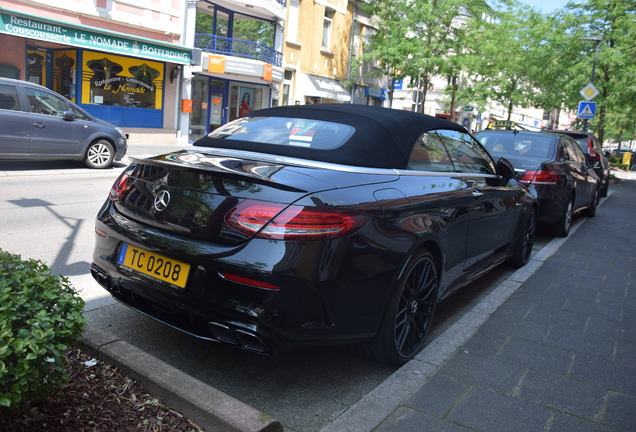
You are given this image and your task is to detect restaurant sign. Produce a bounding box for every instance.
[0,10,191,65]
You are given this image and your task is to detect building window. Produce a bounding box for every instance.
[287,0,299,42]
[353,22,361,57]
[322,9,334,51]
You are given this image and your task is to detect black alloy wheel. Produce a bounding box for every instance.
[508,208,536,268]
[552,195,574,237]
[359,249,438,366]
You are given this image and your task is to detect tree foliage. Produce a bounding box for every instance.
[360,0,492,111]
[363,0,636,142]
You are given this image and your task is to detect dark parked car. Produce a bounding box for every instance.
[0,77,127,168]
[91,105,536,366]
[477,128,599,237]
[547,130,609,197]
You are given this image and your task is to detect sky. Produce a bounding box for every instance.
[520,0,570,14]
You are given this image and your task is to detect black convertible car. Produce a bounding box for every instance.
[91,105,536,365]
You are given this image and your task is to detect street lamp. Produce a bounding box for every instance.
[579,35,602,131]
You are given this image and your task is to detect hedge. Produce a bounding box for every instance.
[0,250,85,414]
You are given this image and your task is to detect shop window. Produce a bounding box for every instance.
[229,85,263,122]
[53,50,77,101]
[27,48,47,86]
[81,51,163,110]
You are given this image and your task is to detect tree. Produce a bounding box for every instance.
[360,0,492,112]
[534,0,636,143]
[458,3,550,121]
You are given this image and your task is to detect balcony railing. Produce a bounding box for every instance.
[194,34,283,67]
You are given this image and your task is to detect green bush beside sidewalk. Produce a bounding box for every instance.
[0,250,85,415]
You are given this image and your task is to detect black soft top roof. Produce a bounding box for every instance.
[193,104,468,169]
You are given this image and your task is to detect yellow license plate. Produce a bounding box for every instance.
[116,244,190,288]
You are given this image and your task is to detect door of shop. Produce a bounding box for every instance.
[209,82,226,133]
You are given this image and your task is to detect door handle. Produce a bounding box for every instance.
[33,122,45,128]
[472,190,484,198]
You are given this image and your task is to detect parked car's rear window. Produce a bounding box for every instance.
[479,133,556,160]
[0,84,21,111]
[207,117,355,149]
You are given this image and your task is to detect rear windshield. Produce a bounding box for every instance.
[478,132,556,160]
[205,117,355,150]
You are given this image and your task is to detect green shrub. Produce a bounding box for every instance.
[0,250,85,414]
[608,156,630,170]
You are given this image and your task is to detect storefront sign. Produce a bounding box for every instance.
[271,67,284,83]
[365,86,382,98]
[225,58,262,76]
[207,55,226,74]
[0,10,191,65]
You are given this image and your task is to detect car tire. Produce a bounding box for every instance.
[552,195,574,237]
[357,248,438,366]
[508,207,536,268]
[582,186,599,218]
[84,140,114,169]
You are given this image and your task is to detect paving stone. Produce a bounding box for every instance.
[568,354,636,397]
[614,340,636,368]
[516,368,607,420]
[602,392,636,432]
[496,339,574,376]
[548,411,615,432]
[480,313,551,344]
[543,325,616,360]
[404,374,469,418]
[373,406,467,432]
[438,350,526,394]
[447,387,552,432]
[460,330,507,356]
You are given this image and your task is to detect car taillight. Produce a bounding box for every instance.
[518,170,560,185]
[109,172,130,201]
[588,138,601,161]
[225,199,365,240]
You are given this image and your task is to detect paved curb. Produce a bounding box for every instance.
[79,326,283,432]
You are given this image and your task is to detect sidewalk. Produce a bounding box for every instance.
[322,172,636,432]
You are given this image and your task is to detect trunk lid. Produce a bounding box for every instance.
[111,149,397,244]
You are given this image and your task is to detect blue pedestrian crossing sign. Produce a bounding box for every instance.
[578,101,597,119]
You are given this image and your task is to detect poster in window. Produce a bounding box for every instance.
[238,87,253,117]
[81,51,163,109]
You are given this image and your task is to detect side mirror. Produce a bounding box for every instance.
[495,157,515,184]
[62,111,76,120]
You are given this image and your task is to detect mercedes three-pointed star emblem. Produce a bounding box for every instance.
[153,190,171,212]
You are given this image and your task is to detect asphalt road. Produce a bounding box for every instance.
[0,147,555,432]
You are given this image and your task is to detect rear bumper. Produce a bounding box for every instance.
[91,202,398,354]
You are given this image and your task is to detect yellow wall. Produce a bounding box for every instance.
[285,0,352,80]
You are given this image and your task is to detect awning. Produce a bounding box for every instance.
[300,73,351,102]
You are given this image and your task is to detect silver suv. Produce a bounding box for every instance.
[0,77,127,168]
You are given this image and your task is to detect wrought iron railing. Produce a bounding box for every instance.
[194,34,283,67]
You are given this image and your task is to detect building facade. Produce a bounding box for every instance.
[282,0,353,106]
[181,0,286,143]
[0,0,192,144]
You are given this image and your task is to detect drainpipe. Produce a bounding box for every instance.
[346,0,357,104]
